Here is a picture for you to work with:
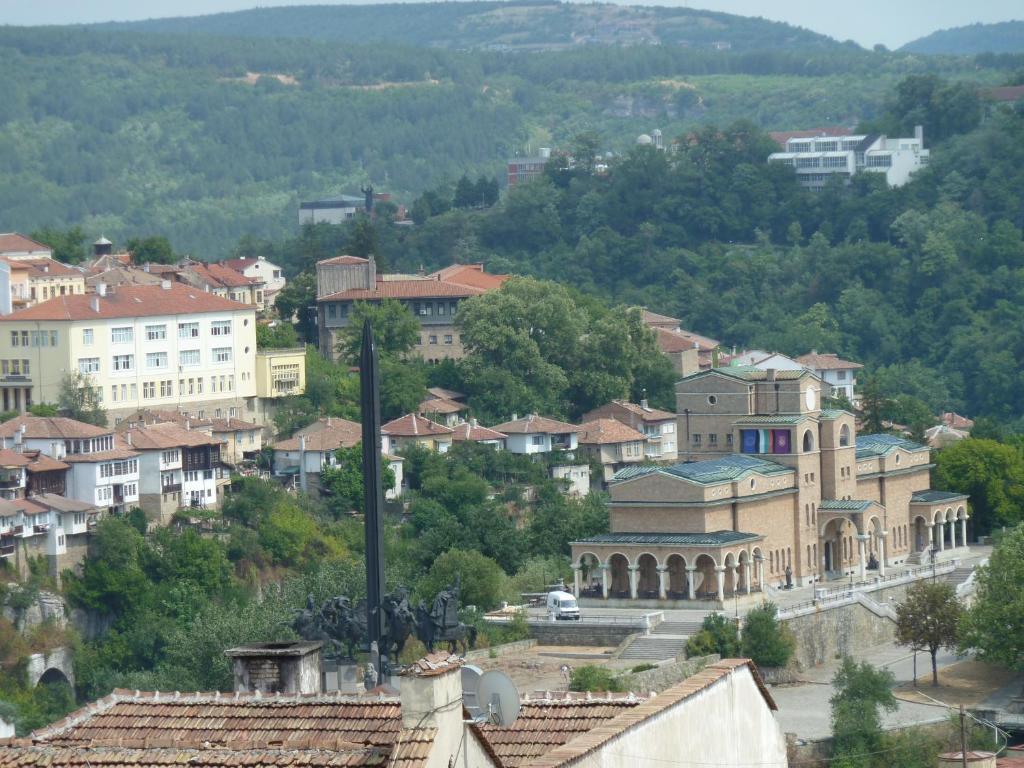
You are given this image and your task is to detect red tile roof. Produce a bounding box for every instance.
[639,309,680,328]
[0,416,109,440]
[185,261,260,289]
[576,418,646,445]
[0,448,31,467]
[941,412,975,430]
[983,85,1024,102]
[0,283,250,321]
[428,263,510,291]
[492,414,580,435]
[0,233,52,255]
[273,418,362,451]
[120,422,224,451]
[451,422,507,442]
[319,278,485,302]
[62,448,140,463]
[599,400,675,422]
[418,397,466,415]
[381,414,453,437]
[795,352,863,371]
[426,387,465,401]
[1,258,81,279]
[654,327,719,354]
[22,451,69,473]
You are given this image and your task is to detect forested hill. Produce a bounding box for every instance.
[901,21,1024,55]
[97,1,845,52]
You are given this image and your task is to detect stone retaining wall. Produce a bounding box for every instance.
[783,597,897,670]
[528,621,639,647]
[616,654,719,693]
[465,639,537,661]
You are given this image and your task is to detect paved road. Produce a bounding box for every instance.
[772,642,963,740]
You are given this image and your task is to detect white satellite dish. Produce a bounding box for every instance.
[461,665,484,718]
[477,670,521,727]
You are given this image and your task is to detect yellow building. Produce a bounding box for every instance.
[255,348,306,398]
[0,283,260,423]
[3,258,86,312]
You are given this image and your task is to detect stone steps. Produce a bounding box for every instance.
[941,566,976,586]
[619,636,688,661]
[651,621,704,636]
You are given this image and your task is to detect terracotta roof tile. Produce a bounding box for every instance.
[605,400,675,422]
[62,448,140,463]
[576,419,646,446]
[795,352,863,370]
[451,423,506,442]
[318,279,485,302]
[0,233,52,255]
[426,387,464,401]
[491,414,579,435]
[654,327,719,354]
[273,418,362,452]
[0,416,110,440]
[120,422,224,451]
[639,309,680,327]
[0,284,250,322]
[0,448,31,467]
[1,258,82,279]
[417,397,466,415]
[381,414,453,438]
[427,264,510,291]
[22,451,70,473]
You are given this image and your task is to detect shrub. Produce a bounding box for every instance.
[630,662,657,673]
[741,602,795,668]
[126,507,148,535]
[569,665,623,692]
[686,612,739,658]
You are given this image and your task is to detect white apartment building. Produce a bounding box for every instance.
[768,126,929,189]
[490,414,580,455]
[221,257,286,306]
[0,416,139,513]
[0,282,259,423]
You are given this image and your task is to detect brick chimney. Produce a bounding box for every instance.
[399,653,465,758]
[224,641,323,695]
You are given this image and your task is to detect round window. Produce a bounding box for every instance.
[708,395,718,406]
[245,346,250,354]
[244,318,249,326]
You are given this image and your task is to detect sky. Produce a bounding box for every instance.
[0,0,1020,49]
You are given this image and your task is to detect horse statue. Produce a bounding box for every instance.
[414,582,478,655]
[381,587,416,658]
[291,593,342,657]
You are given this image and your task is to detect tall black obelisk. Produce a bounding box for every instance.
[359,319,387,679]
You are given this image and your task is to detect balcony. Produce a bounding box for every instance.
[33,523,51,534]
[13,525,23,536]
[0,478,23,489]
[0,543,13,557]
[162,483,183,494]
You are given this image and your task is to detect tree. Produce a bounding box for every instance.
[741,602,795,668]
[569,665,623,692]
[859,375,889,434]
[416,549,509,611]
[256,323,299,349]
[28,403,58,417]
[320,444,396,514]
[959,523,1024,670]
[685,612,739,658]
[126,235,175,264]
[29,226,88,264]
[895,581,962,686]
[337,299,420,363]
[453,175,477,209]
[274,272,317,343]
[57,372,107,427]
[830,658,897,768]
[933,439,1024,535]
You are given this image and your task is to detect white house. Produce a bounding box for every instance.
[491,413,580,455]
[221,256,286,306]
[0,416,139,514]
[795,351,863,402]
[769,125,929,189]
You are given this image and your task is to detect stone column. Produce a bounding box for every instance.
[949,518,957,549]
[744,559,752,595]
[600,562,609,599]
[960,515,969,549]
[926,523,935,554]
[756,558,764,592]
[685,566,697,601]
[937,521,945,552]
[857,535,868,580]
[572,565,581,598]
[628,566,639,600]
[715,566,726,599]
[727,565,738,597]
[657,566,669,600]
[877,531,887,577]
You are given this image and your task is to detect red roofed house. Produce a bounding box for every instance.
[581,399,678,462]
[219,256,286,307]
[381,413,454,454]
[315,256,509,362]
[491,413,580,455]
[795,350,863,402]
[0,653,787,768]
[576,418,648,486]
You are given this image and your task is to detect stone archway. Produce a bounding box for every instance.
[914,515,929,553]
[637,553,659,598]
[608,553,630,598]
[26,647,75,690]
[693,554,717,599]
[666,554,687,598]
[577,552,601,597]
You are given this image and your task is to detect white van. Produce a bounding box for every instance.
[546,590,580,620]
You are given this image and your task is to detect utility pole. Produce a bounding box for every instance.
[360,319,387,682]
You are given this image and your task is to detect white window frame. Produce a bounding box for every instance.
[145,324,167,341]
[111,326,133,344]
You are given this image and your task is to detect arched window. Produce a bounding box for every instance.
[839,423,851,447]
[803,429,814,452]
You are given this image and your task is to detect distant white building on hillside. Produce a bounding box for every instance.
[768,126,929,189]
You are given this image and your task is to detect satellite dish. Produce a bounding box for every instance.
[477,670,521,727]
[461,665,484,718]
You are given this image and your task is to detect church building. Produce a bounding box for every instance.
[570,366,969,607]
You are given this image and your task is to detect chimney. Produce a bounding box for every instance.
[125,432,132,446]
[161,279,171,290]
[224,641,323,695]
[471,418,478,428]
[90,296,100,313]
[767,368,777,382]
[511,413,518,422]
[97,283,107,297]
[400,653,464,735]
[641,398,649,410]
[42,264,49,274]
[914,125,923,144]
[14,425,24,450]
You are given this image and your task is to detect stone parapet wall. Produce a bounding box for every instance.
[616,654,719,693]
[528,621,639,647]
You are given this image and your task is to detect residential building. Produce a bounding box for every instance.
[221,256,286,306]
[640,311,720,376]
[316,256,509,362]
[381,414,453,454]
[581,399,678,462]
[418,396,468,427]
[491,414,580,455]
[571,365,970,605]
[507,148,551,187]
[0,447,68,500]
[2,258,86,313]
[768,126,852,148]
[768,126,929,189]
[0,282,258,422]
[118,409,262,468]
[0,416,139,515]
[0,493,101,579]
[120,421,226,524]
[0,233,53,261]
[721,350,802,371]
[176,260,265,308]
[0,651,788,768]
[551,462,591,496]
[271,417,402,498]
[576,418,647,486]
[450,420,506,448]
[795,351,863,402]
[941,412,974,431]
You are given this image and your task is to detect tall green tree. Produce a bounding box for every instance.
[29,226,88,264]
[320,443,396,514]
[58,372,107,427]
[959,523,1024,670]
[337,299,420,362]
[126,235,175,264]
[895,581,962,686]
[829,658,897,768]
[933,439,1024,535]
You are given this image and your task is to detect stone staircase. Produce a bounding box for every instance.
[942,565,977,588]
[618,635,689,661]
[651,620,704,636]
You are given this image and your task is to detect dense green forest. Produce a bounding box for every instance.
[901,21,1024,55]
[99,1,845,51]
[250,73,1024,426]
[0,24,1001,254]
